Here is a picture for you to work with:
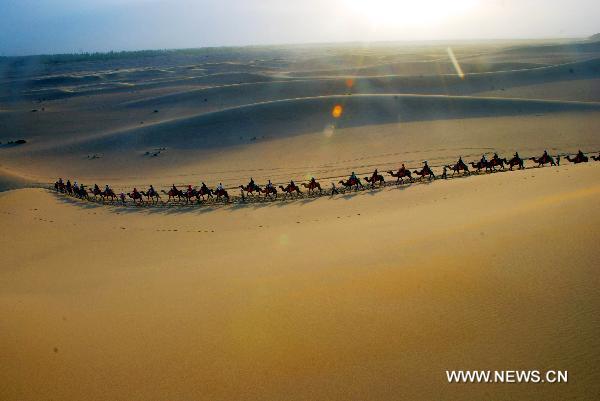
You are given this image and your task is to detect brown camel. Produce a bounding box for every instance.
[278,183,302,198]
[413,165,435,180]
[529,153,556,167]
[387,168,413,184]
[364,174,385,187]
[302,180,323,194]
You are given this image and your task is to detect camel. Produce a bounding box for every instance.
[198,185,213,200]
[183,188,202,203]
[88,186,103,199]
[213,188,229,202]
[507,155,525,170]
[413,166,435,180]
[387,168,413,184]
[469,160,492,173]
[488,157,508,170]
[301,180,323,194]
[74,185,88,199]
[261,185,277,198]
[529,153,556,167]
[128,191,144,204]
[446,160,470,176]
[54,181,66,192]
[278,183,302,198]
[140,190,161,203]
[364,174,385,187]
[565,153,589,164]
[239,183,261,196]
[161,189,184,202]
[338,177,364,190]
[102,189,117,202]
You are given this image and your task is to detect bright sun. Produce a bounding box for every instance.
[343,0,478,28]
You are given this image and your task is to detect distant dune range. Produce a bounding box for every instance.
[123,58,600,112]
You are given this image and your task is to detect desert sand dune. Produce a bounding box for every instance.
[1,163,598,401]
[54,95,600,154]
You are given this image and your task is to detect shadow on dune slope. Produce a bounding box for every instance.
[46,94,600,154]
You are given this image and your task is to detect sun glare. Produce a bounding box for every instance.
[343,0,478,28]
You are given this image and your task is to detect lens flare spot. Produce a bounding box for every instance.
[447,47,465,79]
[332,104,343,118]
[345,78,354,88]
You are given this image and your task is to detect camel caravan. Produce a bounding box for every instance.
[53,149,599,206]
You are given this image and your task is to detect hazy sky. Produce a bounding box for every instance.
[1,0,599,56]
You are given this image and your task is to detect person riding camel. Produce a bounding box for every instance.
[514,151,520,159]
[349,171,357,183]
[94,183,100,192]
[400,163,406,172]
[492,152,499,161]
[133,187,139,196]
[187,184,193,193]
[105,184,112,195]
[58,178,63,185]
[248,177,256,190]
[66,180,72,189]
[543,150,549,159]
[480,154,487,165]
[148,185,155,195]
[266,180,273,190]
[371,169,379,181]
[120,192,126,204]
[577,149,585,159]
[290,180,296,189]
[458,156,464,166]
[201,182,209,191]
[310,177,317,185]
[171,184,178,193]
[73,181,79,190]
[217,182,224,192]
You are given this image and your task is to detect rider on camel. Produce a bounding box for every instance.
[171,184,178,193]
[148,185,155,195]
[187,184,193,193]
[310,177,317,185]
[350,171,357,182]
[105,184,111,193]
[133,187,139,196]
[217,182,224,192]
[577,149,585,159]
[514,151,520,160]
[266,180,273,190]
[371,169,379,181]
[94,183,100,192]
[480,154,487,165]
[492,152,499,161]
